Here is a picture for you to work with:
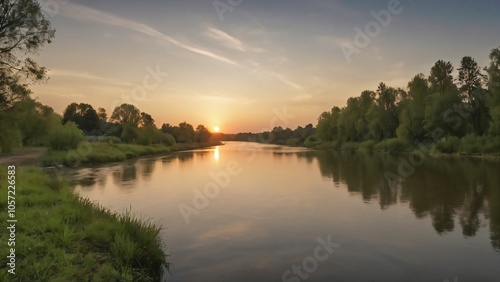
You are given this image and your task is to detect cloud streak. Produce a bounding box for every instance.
[205,27,264,53]
[59,3,302,90]
[60,3,240,67]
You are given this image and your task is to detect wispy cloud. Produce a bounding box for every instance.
[205,27,263,53]
[60,3,240,67]
[59,3,301,90]
[49,69,133,87]
[291,94,312,101]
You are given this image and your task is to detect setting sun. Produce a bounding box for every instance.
[213,126,220,133]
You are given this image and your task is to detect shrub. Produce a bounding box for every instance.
[286,138,301,146]
[341,142,359,151]
[359,140,376,151]
[374,138,412,153]
[304,135,320,147]
[121,125,139,143]
[436,136,460,154]
[85,136,122,144]
[49,122,84,150]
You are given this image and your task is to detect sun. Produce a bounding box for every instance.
[213,126,220,133]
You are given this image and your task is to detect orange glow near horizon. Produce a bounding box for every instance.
[214,126,220,133]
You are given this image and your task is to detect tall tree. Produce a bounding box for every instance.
[195,125,211,143]
[367,82,399,140]
[62,103,100,135]
[486,47,500,136]
[397,74,429,142]
[110,103,141,127]
[425,60,464,137]
[458,56,489,135]
[140,112,155,127]
[0,0,55,112]
[0,0,55,152]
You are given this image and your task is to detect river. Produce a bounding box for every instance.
[71,142,500,282]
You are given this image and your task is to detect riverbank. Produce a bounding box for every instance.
[308,138,500,158]
[0,166,167,281]
[38,141,221,167]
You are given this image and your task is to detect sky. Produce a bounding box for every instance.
[31,0,500,133]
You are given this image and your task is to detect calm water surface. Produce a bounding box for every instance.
[72,142,500,282]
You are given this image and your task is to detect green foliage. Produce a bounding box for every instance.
[0,118,22,153]
[0,0,55,113]
[436,136,460,154]
[286,138,302,146]
[85,135,122,144]
[110,104,142,127]
[48,122,84,150]
[195,124,212,143]
[0,166,168,281]
[373,138,413,153]
[121,124,139,143]
[304,135,320,147]
[62,103,100,135]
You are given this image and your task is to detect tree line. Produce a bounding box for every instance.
[217,124,317,146]
[315,47,500,154]
[0,1,214,153]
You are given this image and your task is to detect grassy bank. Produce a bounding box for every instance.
[0,166,167,281]
[310,136,500,157]
[39,142,221,167]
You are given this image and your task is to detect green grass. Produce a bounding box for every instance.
[39,141,220,167]
[0,166,168,281]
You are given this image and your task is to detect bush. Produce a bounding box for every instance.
[163,133,176,146]
[359,140,376,151]
[458,135,500,154]
[121,125,139,144]
[436,136,460,154]
[286,138,301,146]
[49,122,84,150]
[341,142,359,151]
[85,136,122,144]
[373,138,412,153]
[304,135,320,147]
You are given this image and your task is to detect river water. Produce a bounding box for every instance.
[71,142,500,282]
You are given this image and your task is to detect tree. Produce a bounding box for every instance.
[0,0,55,152]
[485,47,500,136]
[195,125,211,143]
[0,0,55,112]
[62,103,100,135]
[174,122,195,143]
[424,60,464,137]
[397,74,429,142]
[428,60,455,96]
[14,98,60,145]
[140,112,155,127]
[367,82,400,140]
[110,104,141,126]
[458,56,489,135]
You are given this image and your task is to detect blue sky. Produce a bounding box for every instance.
[32,0,500,132]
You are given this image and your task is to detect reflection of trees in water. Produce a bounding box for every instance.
[310,150,500,251]
[139,159,156,181]
[194,151,210,159]
[70,168,107,191]
[112,162,137,188]
[177,152,194,163]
